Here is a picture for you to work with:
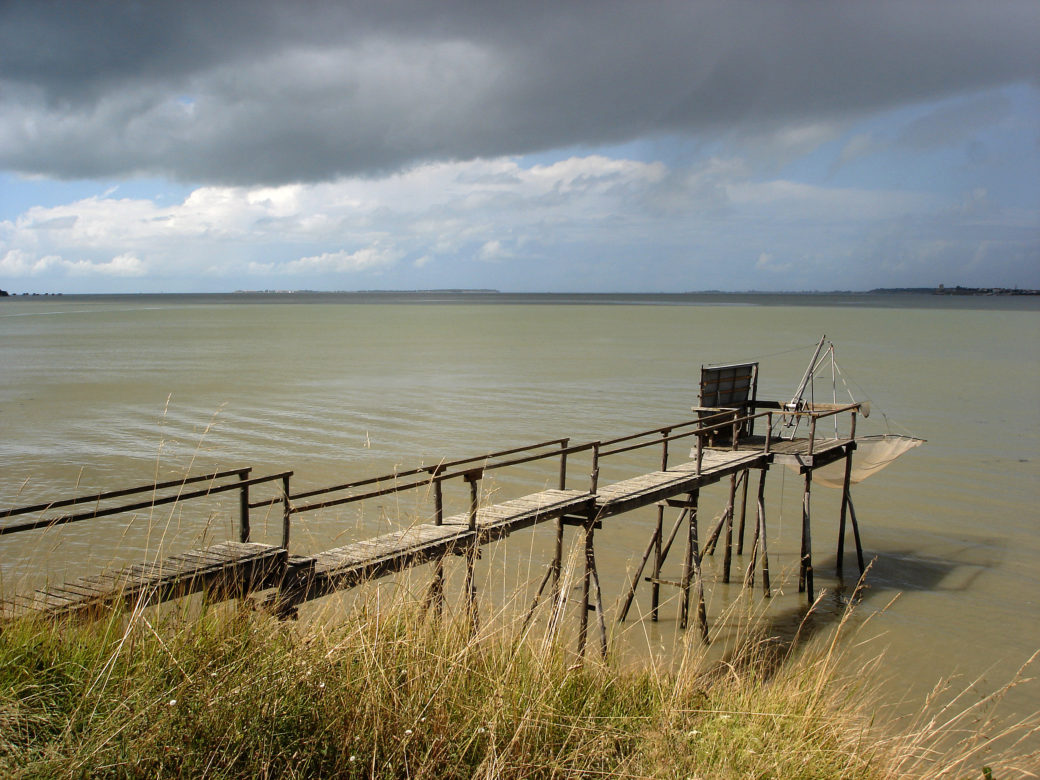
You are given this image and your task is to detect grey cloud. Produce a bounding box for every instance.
[1,0,1038,185]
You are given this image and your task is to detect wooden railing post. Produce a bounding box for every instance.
[465,471,480,532]
[238,470,251,543]
[661,429,670,471]
[558,438,569,490]
[462,469,482,634]
[281,473,292,550]
[589,443,600,494]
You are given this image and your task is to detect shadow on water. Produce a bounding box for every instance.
[714,543,998,681]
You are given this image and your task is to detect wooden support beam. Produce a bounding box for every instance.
[617,517,660,623]
[722,473,736,583]
[799,470,814,600]
[651,505,664,621]
[736,469,750,554]
[848,496,865,576]
[679,490,709,644]
[836,450,855,578]
[743,468,771,596]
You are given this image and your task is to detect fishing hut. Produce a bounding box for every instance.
[0,339,921,660]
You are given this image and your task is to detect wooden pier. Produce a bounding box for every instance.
[1,358,878,659]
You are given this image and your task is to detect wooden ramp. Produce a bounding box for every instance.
[0,541,286,620]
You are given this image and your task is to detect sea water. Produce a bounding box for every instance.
[1,292,1038,732]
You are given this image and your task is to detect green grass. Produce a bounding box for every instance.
[0,593,1035,779]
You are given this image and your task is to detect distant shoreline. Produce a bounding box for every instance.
[3,286,1037,298]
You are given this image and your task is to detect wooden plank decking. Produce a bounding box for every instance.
[0,541,286,620]
[595,450,768,519]
[287,489,593,602]
[727,436,853,471]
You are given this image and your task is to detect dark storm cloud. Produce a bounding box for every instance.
[1,0,1037,185]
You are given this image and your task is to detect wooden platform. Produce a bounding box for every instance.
[0,541,286,620]
[727,435,853,471]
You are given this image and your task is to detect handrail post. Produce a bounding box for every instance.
[808,414,817,456]
[764,412,772,454]
[429,464,447,525]
[434,479,444,526]
[281,473,292,550]
[731,410,739,451]
[590,442,600,494]
[850,409,858,441]
[661,429,670,471]
[238,470,251,543]
[559,438,570,490]
[465,471,480,531]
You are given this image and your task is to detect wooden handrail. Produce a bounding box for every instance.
[0,471,291,537]
[1,467,252,520]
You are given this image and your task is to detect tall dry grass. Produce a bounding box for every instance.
[0,575,1036,779]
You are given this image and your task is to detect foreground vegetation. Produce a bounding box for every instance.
[0,593,1034,779]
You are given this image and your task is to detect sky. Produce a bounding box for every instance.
[0,0,1038,294]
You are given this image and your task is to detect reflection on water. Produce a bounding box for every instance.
[1,293,1038,730]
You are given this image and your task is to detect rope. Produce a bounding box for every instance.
[831,358,919,438]
[704,340,821,368]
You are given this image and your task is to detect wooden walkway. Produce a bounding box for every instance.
[1,418,868,638]
[0,448,778,621]
[291,489,594,602]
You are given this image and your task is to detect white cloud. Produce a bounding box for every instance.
[249,247,399,275]
[1,150,1035,292]
[754,252,792,273]
[1,249,146,277]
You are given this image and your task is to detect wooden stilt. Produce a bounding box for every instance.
[432,479,445,618]
[836,450,854,577]
[617,519,660,623]
[651,504,664,621]
[465,543,479,634]
[549,516,564,618]
[691,494,710,643]
[465,474,480,634]
[736,469,750,555]
[757,468,770,596]
[847,496,865,575]
[521,562,554,632]
[744,501,759,590]
[577,522,592,660]
[703,510,726,556]
[588,526,608,658]
[722,473,736,583]
[799,470,814,600]
[679,490,702,632]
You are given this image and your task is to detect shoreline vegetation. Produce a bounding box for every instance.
[1,586,1035,779]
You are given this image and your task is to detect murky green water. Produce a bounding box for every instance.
[2,292,1038,730]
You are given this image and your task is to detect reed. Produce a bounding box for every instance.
[0,581,1035,779]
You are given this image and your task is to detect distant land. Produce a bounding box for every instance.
[870,285,1039,296]
[1,286,1037,297]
